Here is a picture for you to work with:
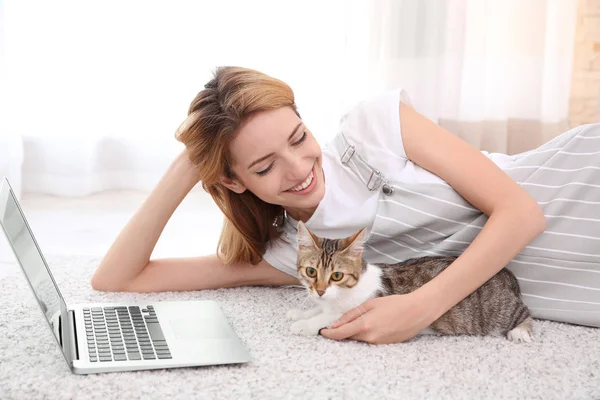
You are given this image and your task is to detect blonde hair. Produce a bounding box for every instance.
[175,66,300,265]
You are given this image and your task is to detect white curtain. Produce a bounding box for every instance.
[0,0,578,198]
[1,0,24,199]
[340,0,578,155]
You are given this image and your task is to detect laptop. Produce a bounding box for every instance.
[0,177,252,374]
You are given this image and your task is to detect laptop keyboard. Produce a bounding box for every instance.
[83,305,172,362]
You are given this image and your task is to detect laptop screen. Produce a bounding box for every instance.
[0,178,71,363]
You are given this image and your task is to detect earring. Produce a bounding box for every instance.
[273,210,287,232]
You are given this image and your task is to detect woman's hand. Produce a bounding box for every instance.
[319,292,436,344]
[174,147,203,184]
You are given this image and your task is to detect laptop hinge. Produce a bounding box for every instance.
[66,310,79,362]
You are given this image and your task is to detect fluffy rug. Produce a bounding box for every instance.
[1,253,599,400]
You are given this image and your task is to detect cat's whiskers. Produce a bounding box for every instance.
[333,296,345,314]
[297,293,313,309]
[284,288,317,311]
[284,290,310,305]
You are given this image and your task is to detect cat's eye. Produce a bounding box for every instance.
[330,272,344,281]
[305,267,317,278]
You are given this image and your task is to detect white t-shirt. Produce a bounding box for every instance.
[262,88,517,277]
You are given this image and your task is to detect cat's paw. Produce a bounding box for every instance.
[507,326,533,343]
[286,308,306,321]
[290,320,321,336]
[507,319,534,343]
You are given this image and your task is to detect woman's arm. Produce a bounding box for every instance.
[115,256,300,293]
[417,205,545,320]
[91,148,202,290]
[320,102,547,344]
[398,101,547,320]
[91,148,301,292]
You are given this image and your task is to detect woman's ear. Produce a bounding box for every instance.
[220,176,247,194]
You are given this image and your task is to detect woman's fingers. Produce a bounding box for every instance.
[320,316,366,341]
[331,302,371,328]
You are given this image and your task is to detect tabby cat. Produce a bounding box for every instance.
[287,221,534,342]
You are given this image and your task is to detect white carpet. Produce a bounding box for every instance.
[1,253,599,400]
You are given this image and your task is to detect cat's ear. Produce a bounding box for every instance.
[297,221,321,250]
[339,228,366,257]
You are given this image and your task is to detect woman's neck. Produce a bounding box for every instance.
[285,205,317,223]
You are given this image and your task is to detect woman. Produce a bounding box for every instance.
[91,66,600,344]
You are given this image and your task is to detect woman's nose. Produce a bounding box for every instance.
[284,156,309,181]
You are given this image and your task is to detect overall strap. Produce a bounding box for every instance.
[332,132,394,195]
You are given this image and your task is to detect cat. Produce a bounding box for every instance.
[287,221,534,343]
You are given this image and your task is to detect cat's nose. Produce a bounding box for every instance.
[317,290,325,296]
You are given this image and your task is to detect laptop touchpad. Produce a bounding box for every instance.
[169,318,234,340]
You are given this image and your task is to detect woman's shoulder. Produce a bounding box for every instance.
[334,87,414,174]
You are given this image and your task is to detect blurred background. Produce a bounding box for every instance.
[0,0,598,264]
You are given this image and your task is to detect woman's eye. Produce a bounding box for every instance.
[255,132,306,176]
[330,272,343,281]
[306,267,317,278]
[256,163,274,176]
[293,131,307,146]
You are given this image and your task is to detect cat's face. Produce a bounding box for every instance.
[296,221,366,299]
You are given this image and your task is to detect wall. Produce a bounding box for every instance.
[570,0,600,126]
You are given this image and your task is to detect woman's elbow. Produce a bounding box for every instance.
[522,199,547,234]
[90,277,124,292]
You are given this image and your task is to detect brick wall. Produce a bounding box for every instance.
[570,0,600,126]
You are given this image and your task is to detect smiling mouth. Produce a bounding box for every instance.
[286,168,315,192]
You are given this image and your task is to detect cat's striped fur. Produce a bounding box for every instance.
[287,221,533,342]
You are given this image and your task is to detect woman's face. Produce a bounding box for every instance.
[224,106,325,221]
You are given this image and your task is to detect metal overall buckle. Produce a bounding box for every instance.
[368,169,394,195]
[367,170,383,191]
[341,145,355,165]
